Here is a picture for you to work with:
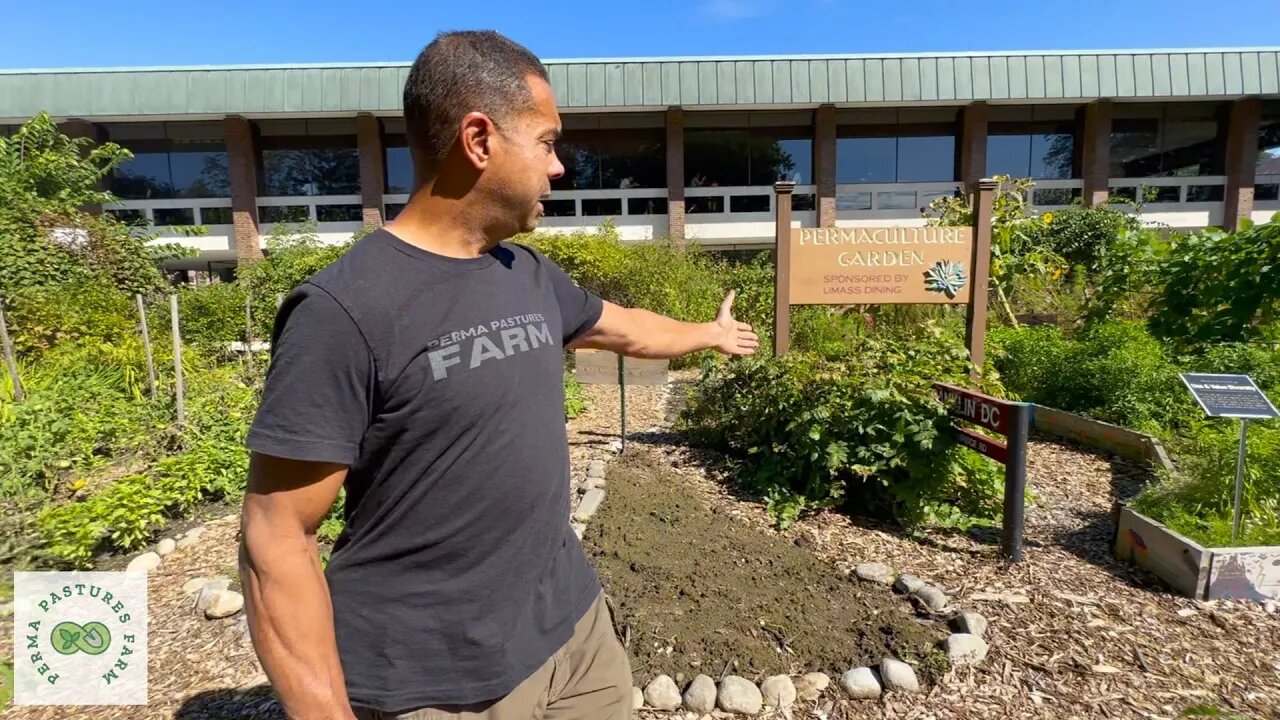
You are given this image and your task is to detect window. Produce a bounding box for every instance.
[627,197,668,215]
[986,123,1074,180]
[153,208,195,226]
[105,122,229,200]
[384,137,414,194]
[259,120,360,196]
[1110,106,1224,178]
[685,129,812,187]
[836,113,957,184]
[1259,111,1280,177]
[581,198,622,217]
[201,207,233,225]
[317,204,363,222]
[549,130,665,191]
[259,206,309,224]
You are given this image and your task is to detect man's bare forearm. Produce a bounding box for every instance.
[604,308,724,358]
[240,515,356,720]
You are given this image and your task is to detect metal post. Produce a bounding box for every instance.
[1002,402,1032,562]
[1232,419,1249,544]
[136,294,157,401]
[0,297,23,403]
[170,294,186,425]
[617,353,626,453]
[773,181,795,356]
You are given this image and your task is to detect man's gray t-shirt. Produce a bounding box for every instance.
[245,229,605,711]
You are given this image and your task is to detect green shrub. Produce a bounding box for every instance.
[563,371,588,419]
[0,341,165,500]
[177,282,250,351]
[5,280,139,353]
[1033,203,1141,274]
[682,323,1004,529]
[990,321,1195,432]
[1146,217,1280,349]
[1132,420,1280,548]
[33,360,254,567]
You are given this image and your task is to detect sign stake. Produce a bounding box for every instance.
[0,296,23,403]
[170,294,185,426]
[618,352,627,452]
[773,181,795,357]
[136,294,157,401]
[1232,418,1249,544]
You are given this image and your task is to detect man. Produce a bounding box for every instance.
[239,30,758,720]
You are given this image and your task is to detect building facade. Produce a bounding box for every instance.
[2,48,1279,271]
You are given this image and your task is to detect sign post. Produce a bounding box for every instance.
[773,181,794,357]
[575,350,669,452]
[1179,373,1280,543]
[933,382,1033,562]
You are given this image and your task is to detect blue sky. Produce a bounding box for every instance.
[2,0,1278,69]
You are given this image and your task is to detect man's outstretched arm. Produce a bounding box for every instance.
[569,290,759,359]
[240,452,356,720]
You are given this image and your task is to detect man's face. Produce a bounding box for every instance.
[487,75,565,235]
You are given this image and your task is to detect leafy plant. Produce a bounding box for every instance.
[563,371,589,419]
[989,321,1195,432]
[682,323,1005,529]
[1145,217,1280,349]
[0,113,180,298]
[926,176,1069,325]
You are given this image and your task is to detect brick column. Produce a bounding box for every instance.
[814,104,837,228]
[1081,101,1112,206]
[357,113,386,229]
[958,102,989,193]
[60,119,106,214]
[1223,98,1262,231]
[225,116,262,263]
[666,107,685,249]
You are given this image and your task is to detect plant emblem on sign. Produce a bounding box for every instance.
[923,260,967,299]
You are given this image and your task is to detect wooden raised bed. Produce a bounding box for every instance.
[1031,404,1280,601]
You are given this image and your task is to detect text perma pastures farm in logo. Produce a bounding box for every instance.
[13,571,148,705]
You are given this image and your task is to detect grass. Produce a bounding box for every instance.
[1,659,13,709]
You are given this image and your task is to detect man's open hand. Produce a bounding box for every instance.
[714,290,759,356]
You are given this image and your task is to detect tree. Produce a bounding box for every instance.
[0,112,176,296]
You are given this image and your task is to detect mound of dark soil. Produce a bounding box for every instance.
[582,447,944,685]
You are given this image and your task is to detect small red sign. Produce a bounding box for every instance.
[933,382,1014,436]
[952,426,1009,464]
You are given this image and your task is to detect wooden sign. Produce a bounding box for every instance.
[952,425,1009,464]
[931,381,1031,562]
[934,382,1014,435]
[788,226,974,305]
[574,349,668,386]
[771,180,997,378]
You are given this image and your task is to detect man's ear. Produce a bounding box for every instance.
[457,112,496,171]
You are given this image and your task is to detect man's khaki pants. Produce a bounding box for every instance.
[352,592,633,719]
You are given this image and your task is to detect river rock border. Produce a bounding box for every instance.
[123,514,247,622]
[574,454,995,715]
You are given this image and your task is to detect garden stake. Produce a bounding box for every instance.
[136,294,157,401]
[170,294,186,425]
[0,296,23,403]
[618,352,626,452]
